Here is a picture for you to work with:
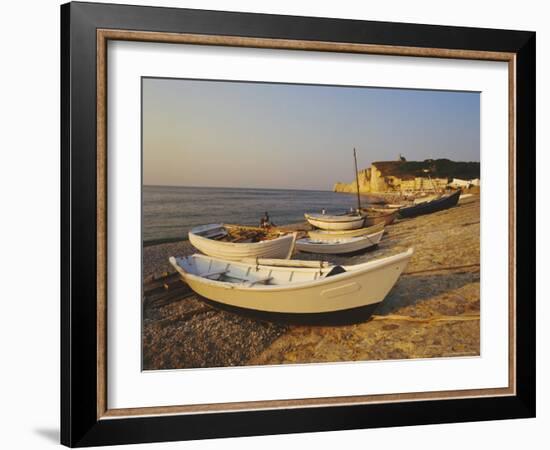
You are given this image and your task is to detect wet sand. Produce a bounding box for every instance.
[142,196,480,370]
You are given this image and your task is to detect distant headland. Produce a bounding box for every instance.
[334,158,480,194]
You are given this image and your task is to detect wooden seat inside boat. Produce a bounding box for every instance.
[243,276,273,287]
[220,272,274,286]
[202,269,229,278]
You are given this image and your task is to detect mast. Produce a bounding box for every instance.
[424,168,438,193]
[353,148,361,211]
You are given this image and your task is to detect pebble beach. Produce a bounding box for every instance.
[142,195,480,370]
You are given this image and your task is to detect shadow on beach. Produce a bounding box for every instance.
[376,270,480,317]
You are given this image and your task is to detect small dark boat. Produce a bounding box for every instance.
[398,190,461,218]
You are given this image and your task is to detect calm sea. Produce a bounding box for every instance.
[143,185,373,243]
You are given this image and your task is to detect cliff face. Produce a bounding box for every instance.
[333,182,369,193]
[333,169,372,193]
[333,181,371,193]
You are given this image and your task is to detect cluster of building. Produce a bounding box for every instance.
[333,158,480,194]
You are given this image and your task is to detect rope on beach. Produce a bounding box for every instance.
[403,263,480,276]
[370,313,480,323]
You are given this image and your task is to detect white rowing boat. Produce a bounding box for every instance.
[188,224,297,261]
[168,248,413,316]
[308,222,384,240]
[304,212,365,231]
[296,230,384,254]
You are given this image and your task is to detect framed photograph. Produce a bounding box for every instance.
[61,1,535,447]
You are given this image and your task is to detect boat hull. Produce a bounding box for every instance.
[169,249,413,315]
[296,230,384,254]
[308,222,384,240]
[304,213,365,230]
[398,190,461,218]
[363,210,397,227]
[189,225,297,261]
[200,298,383,325]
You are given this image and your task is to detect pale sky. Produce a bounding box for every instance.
[142,77,480,191]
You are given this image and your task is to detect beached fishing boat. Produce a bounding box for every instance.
[308,222,384,240]
[188,224,297,261]
[168,248,413,323]
[398,190,461,218]
[304,212,365,231]
[304,148,368,232]
[296,230,384,254]
[362,209,398,226]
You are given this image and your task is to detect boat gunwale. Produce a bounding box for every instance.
[169,248,413,293]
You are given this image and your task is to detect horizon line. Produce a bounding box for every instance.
[143,184,334,192]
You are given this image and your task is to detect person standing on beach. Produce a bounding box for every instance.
[260,211,275,228]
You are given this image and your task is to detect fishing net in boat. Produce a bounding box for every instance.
[217,226,285,243]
